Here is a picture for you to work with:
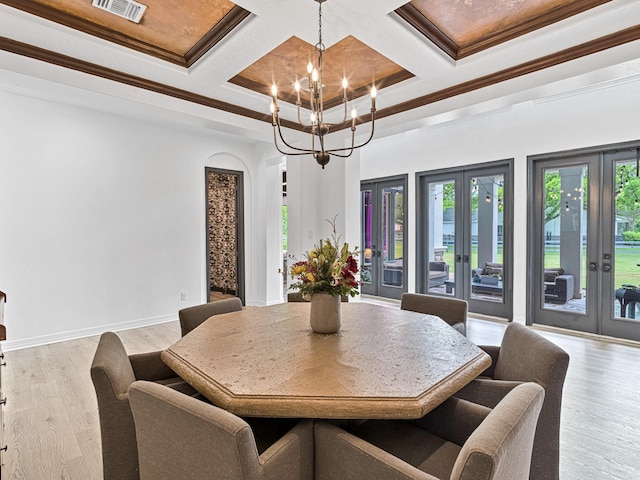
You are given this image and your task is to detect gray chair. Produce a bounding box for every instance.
[455,322,569,480]
[400,293,467,336]
[129,380,314,480]
[315,382,545,480]
[178,297,243,336]
[90,331,196,480]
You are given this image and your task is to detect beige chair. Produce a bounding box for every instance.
[129,380,314,480]
[315,382,544,480]
[455,322,569,480]
[400,293,467,336]
[178,297,243,336]
[90,331,196,480]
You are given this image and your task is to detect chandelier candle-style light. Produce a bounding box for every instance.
[270,0,377,169]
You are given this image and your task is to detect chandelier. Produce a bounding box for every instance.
[269,0,377,169]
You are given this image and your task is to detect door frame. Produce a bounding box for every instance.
[360,174,408,300]
[205,167,245,305]
[416,159,514,319]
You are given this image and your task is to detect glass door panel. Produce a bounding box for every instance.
[613,158,640,318]
[360,188,374,291]
[360,176,407,300]
[425,179,455,296]
[541,166,587,314]
[470,175,504,303]
[381,185,405,290]
[605,149,640,341]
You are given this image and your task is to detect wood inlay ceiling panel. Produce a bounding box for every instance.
[229,35,414,109]
[0,0,636,134]
[396,0,612,59]
[0,0,250,66]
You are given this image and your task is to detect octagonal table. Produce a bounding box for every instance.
[161,302,491,419]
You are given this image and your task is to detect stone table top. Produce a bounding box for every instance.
[162,302,491,419]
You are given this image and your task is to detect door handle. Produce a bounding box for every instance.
[462,255,470,263]
[455,255,462,263]
[602,263,611,272]
[588,262,598,271]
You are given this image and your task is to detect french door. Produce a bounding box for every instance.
[417,162,513,319]
[360,176,407,300]
[530,144,640,341]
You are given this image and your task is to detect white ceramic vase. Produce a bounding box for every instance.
[309,292,342,333]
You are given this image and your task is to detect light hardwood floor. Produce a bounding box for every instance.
[2,305,639,479]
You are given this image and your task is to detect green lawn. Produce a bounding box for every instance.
[613,246,640,286]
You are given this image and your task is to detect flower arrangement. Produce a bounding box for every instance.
[289,217,360,298]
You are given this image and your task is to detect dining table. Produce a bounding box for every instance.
[161,302,491,420]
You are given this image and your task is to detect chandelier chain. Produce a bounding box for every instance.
[317,1,323,49]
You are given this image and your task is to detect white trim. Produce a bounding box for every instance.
[2,314,177,352]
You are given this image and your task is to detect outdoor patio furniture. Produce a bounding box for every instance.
[544,268,575,304]
[615,286,640,318]
[471,262,503,278]
[428,261,449,287]
[383,259,404,286]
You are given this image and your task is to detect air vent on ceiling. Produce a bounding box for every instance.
[92,0,147,24]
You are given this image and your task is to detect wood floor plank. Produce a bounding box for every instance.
[1,312,639,479]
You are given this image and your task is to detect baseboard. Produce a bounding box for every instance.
[2,314,177,351]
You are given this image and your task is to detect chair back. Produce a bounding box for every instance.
[179,297,243,336]
[451,382,545,480]
[129,381,265,480]
[400,293,467,335]
[90,332,139,480]
[493,322,569,480]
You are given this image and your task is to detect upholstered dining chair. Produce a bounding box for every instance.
[178,296,243,336]
[129,380,314,480]
[90,331,196,480]
[454,322,569,480]
[400,293,467,335]
[314,382,544,480]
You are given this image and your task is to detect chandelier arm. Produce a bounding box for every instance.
[327,149,355,159]
[273,119,318,154]
[323,111,376,155]
[272,127,317,157]
[321,126,356,158]
[272,126,305,156]
[296,102,308,127]
[311,125,317,152]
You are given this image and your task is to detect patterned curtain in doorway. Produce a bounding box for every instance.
[208,172,237,294]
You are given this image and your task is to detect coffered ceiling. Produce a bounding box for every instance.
[0,0,639,143]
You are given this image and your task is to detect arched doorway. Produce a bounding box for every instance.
[205,167,245,304]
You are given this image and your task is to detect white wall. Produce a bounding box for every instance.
[359,77,640,324]
[0,91,279,349]
[2,72,638,348]
[285,149,361,297]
